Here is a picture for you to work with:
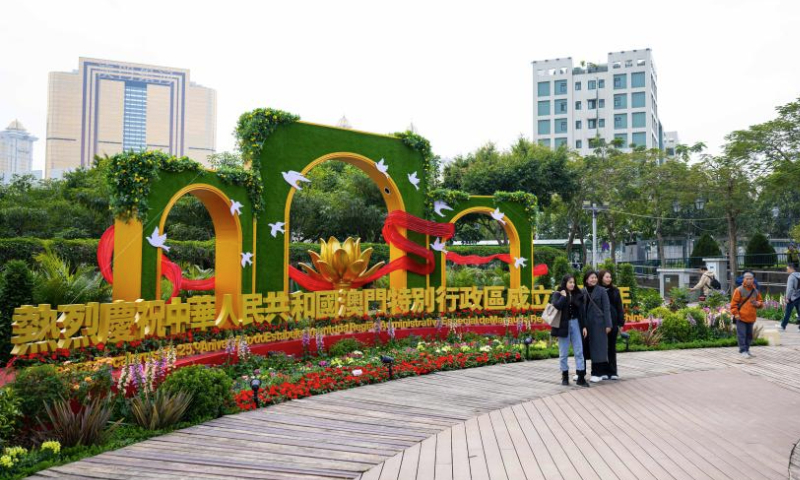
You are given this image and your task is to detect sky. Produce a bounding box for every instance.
[1,0,799,172]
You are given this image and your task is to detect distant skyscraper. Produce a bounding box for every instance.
[46,57,217,179]
[0,120,39,183]
[532,49,675,155]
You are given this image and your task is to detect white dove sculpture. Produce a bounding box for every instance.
[241,251,253,267]
[431,238,448,254]
[269,222,286,237]
[491,207,507,225]
[229,199,243,216]
[282,170,311,190]
[513,256,528,269]
[433,200,453,217]
[146,227,169,252]
[407,171,420,190]
[375,158,389,177]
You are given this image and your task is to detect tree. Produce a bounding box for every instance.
[0,261,34,363]
[744,233,777,268]
[207,151,245,170]
[689,234,722,267]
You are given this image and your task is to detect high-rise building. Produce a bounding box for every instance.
[532,49,674,155]
[0,120,39,183]
[46,58,217,179]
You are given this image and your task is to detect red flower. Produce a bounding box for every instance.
[95,343,106,351]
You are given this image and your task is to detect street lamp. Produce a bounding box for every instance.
[772,206,780,219]
[582,201,609,269]
[673,201,681,213]
[695,198,705,211]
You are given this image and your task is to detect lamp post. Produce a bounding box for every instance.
[582,201,609,269]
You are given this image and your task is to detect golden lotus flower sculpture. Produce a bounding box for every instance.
[298,237,385,290]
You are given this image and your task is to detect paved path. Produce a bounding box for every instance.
[28,322,800,480]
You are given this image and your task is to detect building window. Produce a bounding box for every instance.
[614,94,627,109]
[632,91,646,108]
[555,118,568,133]
[614,114,627,130]
[555,99,568,114]
[575,101,582,110]
[632,112,646,128]
[588,80,597,90]
[538,138,551,147]
[612,62,621,69]
[575,81,582,91]
[123,82,147,153]
[538,100,550,116]
[588,99,597,110]
[598,79,606,88]
[625,59,633,67]
[588,119,597,129]
[614,133,628,146]
[555,137,568,148]
[538,81,550,96]
[576,139,583,149]
[599,119,606,127]
[554,80,568,95]
[632,132,647,147]
[599,99,605,109]
[637,59,646,66]
[538,120,550,135]
[613,74,627,89]
[631,72,645,88]
[576,120,582,130]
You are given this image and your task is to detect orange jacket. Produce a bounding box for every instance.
[730,285,762,323]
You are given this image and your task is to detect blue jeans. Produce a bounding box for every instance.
[736,320,753,353]
[781,298,800,329]
[558,319,585,371]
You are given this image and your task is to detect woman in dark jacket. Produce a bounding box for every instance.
[599,269,625,380]
[582,270,613,383]
[550,274,589,387]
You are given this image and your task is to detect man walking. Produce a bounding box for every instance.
[690,266,717,298]
[730,271,763,359]
[780,263,800,332]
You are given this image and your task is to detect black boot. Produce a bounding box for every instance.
[561,370,569,386]
[576,370,590,387]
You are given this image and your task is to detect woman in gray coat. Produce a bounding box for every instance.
[582,270,613,383]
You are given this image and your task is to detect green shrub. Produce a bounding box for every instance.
[159,366,233,422]
[616,263,638,304]
[678,307,710,339]
[0,260,34,364]
[689,234,722,268]
[638,289,663,312]
[40,397,118,448]
[0,387,22,446]
[551,256,575,286]
[534,246,568,271]
[13,365,69,421]
[659,313,693,343]
[328,338,366,357]
[32,251,111,307]
[701,290,728,309]
[129,390,193,430]
[745,233,777,267]
[648,306,672,320]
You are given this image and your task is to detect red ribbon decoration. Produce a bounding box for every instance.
[445,252,512,265]
[98,226,214,301]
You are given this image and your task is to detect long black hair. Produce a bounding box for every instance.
[597,269,614,288]
[558,274,577,293]
[583,269,598,287]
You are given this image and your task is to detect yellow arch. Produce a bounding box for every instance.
[443,206,521,290]
[157,184,243,311]
[283,152,407,292]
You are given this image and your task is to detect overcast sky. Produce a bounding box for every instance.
[2,0,798,172]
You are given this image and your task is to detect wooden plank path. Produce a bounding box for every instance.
[27,323,800,480]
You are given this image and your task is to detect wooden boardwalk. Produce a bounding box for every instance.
[28,322,800,480]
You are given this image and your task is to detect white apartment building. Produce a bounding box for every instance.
[532,49,672,155]
[0,120,40,183]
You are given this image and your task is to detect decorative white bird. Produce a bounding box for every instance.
[491,207,507,225]
[375,158,389,177]
[408,171,420,190]
[282,171,311,190]
[514,256,528,269]
[146,227,169,252]
[268,222,285,237]
[229,199,243,216]
[241,251,253,268]
[433,200,453,217]
[431,238,448,254]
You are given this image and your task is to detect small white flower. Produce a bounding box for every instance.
[352,369,363,376]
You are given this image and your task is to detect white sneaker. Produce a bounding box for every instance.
[779,326,786,333]
[573,374,578,381]
[740,352,750,359]
[589,376,603,383]
[747,351,755,358]
[601,375,610,380]
[609,375,620,380]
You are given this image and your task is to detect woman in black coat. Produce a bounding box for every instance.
[550,274,589,387]
[599,269,625,380]
[582,270,613,383]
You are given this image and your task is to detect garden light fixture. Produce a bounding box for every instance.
[523,336,533,360]
[250,377,262,408]
[381,355,395,379]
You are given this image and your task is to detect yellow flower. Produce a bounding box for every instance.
[72,384,80,390]
[0,455,13,468]
[41,441,61,454]
[84,377,92,383]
